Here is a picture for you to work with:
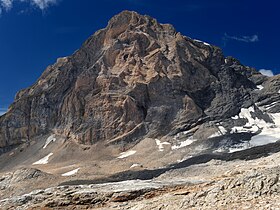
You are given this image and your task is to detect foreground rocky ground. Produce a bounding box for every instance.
[2,142,280,209]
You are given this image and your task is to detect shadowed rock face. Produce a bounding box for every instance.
[0,11,268,149]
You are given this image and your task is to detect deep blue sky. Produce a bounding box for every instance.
[0,0,279,110]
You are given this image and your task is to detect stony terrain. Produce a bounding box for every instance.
[2,145,280,209]
[0,10,280,209]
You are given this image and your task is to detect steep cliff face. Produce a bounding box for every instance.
[0,11,273,150]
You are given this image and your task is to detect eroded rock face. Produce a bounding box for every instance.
[0,10,269,149]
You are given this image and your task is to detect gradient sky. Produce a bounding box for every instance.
[0,0,279,112]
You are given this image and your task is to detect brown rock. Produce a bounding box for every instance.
[0,10,273,151]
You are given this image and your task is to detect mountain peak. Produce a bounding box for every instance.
[105,10,176,40]
[1,10,280,210]
[108,10,154,27]
[0,10,274,153]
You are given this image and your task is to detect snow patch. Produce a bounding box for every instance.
[210,125,227,138]
[172,137,196,150]
[257,85,264,90]
[155,139,170,152]
[182,130,193,135]
[177,156,193,163]
[230,107,263,134]
[231,115,239,120]
[250,113,280,146]
[228,142,251,153]
[32,153,53,165]
[227,107,280,152]
[209,132,221,138]
[62,168,80,177]
[130,164,140,168]
[239,107,255,120]
[250,135,279,147]
[194,39,210,46]
[214,141,251,154]
[231,125,259,134]
[117,150,136,159]
[263,101,279,110]
[218,126,227,135]
[43,134,56,149]
[213,147,226,153]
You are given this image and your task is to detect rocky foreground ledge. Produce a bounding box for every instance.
[2,153,280,210]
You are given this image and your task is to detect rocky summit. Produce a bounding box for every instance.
[1,10,280,209]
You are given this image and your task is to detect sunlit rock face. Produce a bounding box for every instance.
[1,10,279,152]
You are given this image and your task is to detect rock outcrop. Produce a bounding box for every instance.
[0,10,276,152]
[0,168,53,199]
[2,164,280,209]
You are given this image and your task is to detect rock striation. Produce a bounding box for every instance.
[0,10,277,152]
